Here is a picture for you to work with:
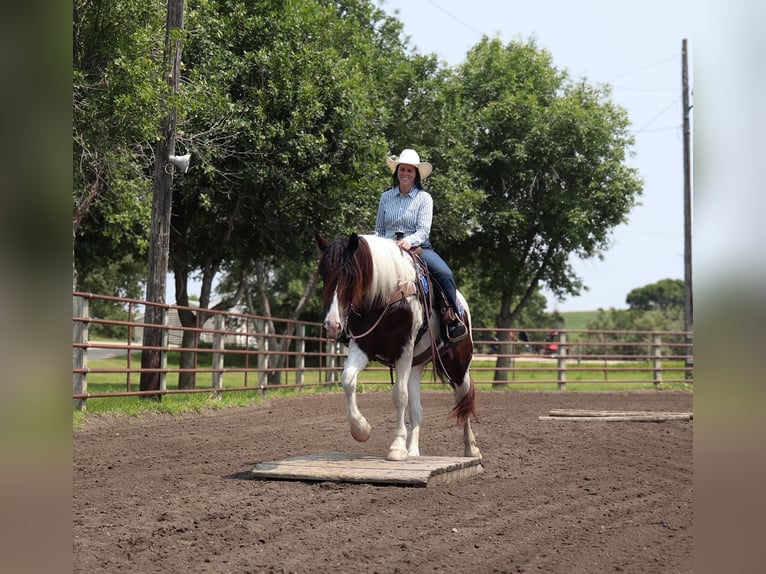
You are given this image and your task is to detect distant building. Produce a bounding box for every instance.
[133,302,259,348]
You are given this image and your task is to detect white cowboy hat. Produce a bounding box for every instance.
[385,148,433,179]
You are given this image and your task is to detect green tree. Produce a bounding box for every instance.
[73,0,165,293]
[378,53,481,249]
[166,0,411,386]
[584,306,683,357]
[626,278,684,311]
[585,278,685,355]
[451,38,643,382]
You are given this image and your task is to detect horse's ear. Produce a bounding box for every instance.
[348,233,359,253]
[315,231,330,252]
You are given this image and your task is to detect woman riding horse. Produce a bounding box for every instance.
[374,148,468,343]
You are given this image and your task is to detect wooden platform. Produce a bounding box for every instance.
[251,451,484,487]
[539,409,693,422]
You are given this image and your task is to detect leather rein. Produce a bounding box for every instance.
[345,278,421,340]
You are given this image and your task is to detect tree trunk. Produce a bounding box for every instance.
[174,268,197,390]
[255,261,319,386]
[178,328,198,389]
[492,292,514,388]
[72,228,78,292]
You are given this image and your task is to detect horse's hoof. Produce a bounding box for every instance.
[386,449,408,461]
[350,420,371,442]
[465,447,482,460]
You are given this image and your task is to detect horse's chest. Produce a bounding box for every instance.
[350,304,415,363]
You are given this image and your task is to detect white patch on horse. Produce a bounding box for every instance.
[323,288,344,340]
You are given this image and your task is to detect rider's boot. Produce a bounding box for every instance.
[446,313,467,343]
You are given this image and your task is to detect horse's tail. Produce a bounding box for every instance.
[434,321,477,427]
[449,376,477,428]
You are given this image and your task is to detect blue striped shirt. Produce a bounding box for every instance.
[374,186,433,248]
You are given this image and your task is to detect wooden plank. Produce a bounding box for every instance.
[251,451,484,487]
[539,413,692,422]
[548,408,693,419]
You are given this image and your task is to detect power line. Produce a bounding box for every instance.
[633,99,678,133]
[611,85,677,93]
[631,125,681,134]
[607,54,677,83]
[427,0,484,37]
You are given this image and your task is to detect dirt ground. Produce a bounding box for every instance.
[73,389,692,573]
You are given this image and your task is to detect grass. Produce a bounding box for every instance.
[559,310,604,330]
[73,350,692,427]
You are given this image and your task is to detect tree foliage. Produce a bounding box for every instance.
[450,38,643,331]
[73,5,648,354]
[585,278,685,337]
[626,278,684,311]
[169,0,411,310]
[73,0,165,290]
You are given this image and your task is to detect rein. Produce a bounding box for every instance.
[345,281,418,340]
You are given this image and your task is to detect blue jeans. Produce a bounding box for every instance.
[418,247,460,314]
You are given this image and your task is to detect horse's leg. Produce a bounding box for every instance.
[405,363,425,457]
[463,418,481,459]
[386,346,414,461]
[455,370,482,459]
[342,343,371,442]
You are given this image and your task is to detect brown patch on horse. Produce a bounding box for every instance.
[349,303,414,364]
[316,234,377,312]
[345,234,376,310]
[433,309,473,386]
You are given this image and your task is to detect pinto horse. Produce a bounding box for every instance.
[316,232,481,462]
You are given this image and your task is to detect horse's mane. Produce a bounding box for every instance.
[318,234,415,312]
[361,235,415,307]
[345,236,375,309]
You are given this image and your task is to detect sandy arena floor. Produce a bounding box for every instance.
[73,389,692,573]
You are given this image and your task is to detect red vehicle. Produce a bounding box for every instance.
[544,331,559,355]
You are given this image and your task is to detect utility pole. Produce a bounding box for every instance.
[140,0,186,398]
[681,38,693,378]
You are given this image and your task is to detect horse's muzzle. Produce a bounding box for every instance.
[324,319,343,340]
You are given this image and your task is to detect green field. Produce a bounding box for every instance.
[559,310,603,330]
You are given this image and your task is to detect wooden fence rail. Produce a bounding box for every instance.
[72,292,693,411]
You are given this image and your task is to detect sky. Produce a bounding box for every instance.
[378,0,694,312]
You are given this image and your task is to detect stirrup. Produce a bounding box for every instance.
[447,319,467,343]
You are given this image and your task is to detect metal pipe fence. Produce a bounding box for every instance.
[73,292,693,410]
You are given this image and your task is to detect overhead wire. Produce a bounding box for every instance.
[414,3,685,139]
[427,0,484,37]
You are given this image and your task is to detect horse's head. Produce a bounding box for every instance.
[315,233,373,340]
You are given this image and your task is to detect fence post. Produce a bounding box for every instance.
[296,324,305,386]
[73,295,89,412]
[684,333,693,381]
[557,331,567,391]
[211,313,224,397]
[126,301,135,392]
[258,320,269,387]
[653,333,663,388]
[326,340,337,382]
[160,308,169,392]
